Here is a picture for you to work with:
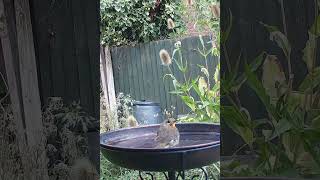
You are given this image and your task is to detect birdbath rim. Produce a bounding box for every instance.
[100,122,220,152]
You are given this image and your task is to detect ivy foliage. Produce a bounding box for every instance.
[100,0,184,46]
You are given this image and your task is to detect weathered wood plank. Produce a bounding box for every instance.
[150,41,160,103]
[104,46,116,111]
[84,0,100,118]
[71,0,94,114]
[62,0,80,103]
[131,46,140,99]
[29,0,53,103]
[100,46,110,107]
[122,46,130,95]
[1,0,49,179]
[14,0,46,149]
[0,1,30,178]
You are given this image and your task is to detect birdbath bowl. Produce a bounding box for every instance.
[100,123,220,180]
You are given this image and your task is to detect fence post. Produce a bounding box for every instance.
[0,0,49,179]
[104,46,117,110]
[100,45,118,129]
[100,45,110,106]
[0,0,31,179]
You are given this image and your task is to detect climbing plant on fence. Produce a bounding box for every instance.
[100,0,184,46]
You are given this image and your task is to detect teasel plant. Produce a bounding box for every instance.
[159,33,220,123]
[221,0,320,177]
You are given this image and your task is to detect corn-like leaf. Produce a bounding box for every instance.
[221,9,232,44]
[302,32,316,72]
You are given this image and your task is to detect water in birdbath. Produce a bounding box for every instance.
[105,132,219,149]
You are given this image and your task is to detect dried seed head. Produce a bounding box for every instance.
[211,4,220,18]
[70,158,98,180]
[159,49,172,65]
[167,18,175,29]
[186,0,193,6]
[174,41,181,49]
[198,77,208,94]
[127,115,138,127]
[262,55,287,101]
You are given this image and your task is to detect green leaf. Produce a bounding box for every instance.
[299,67,320,92]
[231,52,265,92]
[180,95,196,111]
[302,32,316,72]
[312,114,320,128]
[244,63,279,121]
[221,9,233,44]
[310,15,320,36]
[214,62,220,83]
[268,118,292,140]
[260,22,279,32]
[261,23,291,58]
[270,31,291,59]
[221,106,254,147]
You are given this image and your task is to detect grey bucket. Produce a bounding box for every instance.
[132,100,163,125]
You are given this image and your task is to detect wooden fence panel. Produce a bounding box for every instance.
[30,0,100,119]
[111,36,219,115]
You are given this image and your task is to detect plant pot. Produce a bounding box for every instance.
[133,100,163,125]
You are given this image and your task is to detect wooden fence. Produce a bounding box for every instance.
[30,0,100,119]
[102,36,219,115]
[1,0,100,171]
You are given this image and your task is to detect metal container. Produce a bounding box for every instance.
[133,100,163,125]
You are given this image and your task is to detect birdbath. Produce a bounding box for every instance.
[100,123,220,180]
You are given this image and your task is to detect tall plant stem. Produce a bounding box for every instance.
[280,0,293,91]
[204,55,211,89]
[311,0,319,108]
[223,43,232,73]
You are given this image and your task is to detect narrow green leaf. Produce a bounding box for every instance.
[221,106,254,147]
[221,9,233,44]
[299,67,320,91]
[244,63,279,121]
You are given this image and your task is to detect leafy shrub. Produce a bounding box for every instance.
[100,93,135,132]
[100,0,184,46]
[221,1,320,177]
[180,0,220,32]
[0,94,97,179]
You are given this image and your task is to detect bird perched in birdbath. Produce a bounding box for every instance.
[155,118,180,148]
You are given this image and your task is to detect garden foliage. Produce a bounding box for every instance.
[100,0,183,46]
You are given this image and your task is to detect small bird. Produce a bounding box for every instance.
[155,118,180,148]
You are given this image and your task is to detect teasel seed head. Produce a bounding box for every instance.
[159,49,172,66]
[167,18,175,29]
[186,0,193,6]
[127,115,138,127]
[211,4,220,18]
[70,158,98,180]
[198,77,208,95]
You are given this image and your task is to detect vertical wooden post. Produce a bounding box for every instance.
[100,45,117,111]
[100,45,118,129]
[0,0,30,178]
[0,0,49,179]
[104,46,117,110]
[14,0,49,178]
[100,45,110,106]
[14,0,45,148]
